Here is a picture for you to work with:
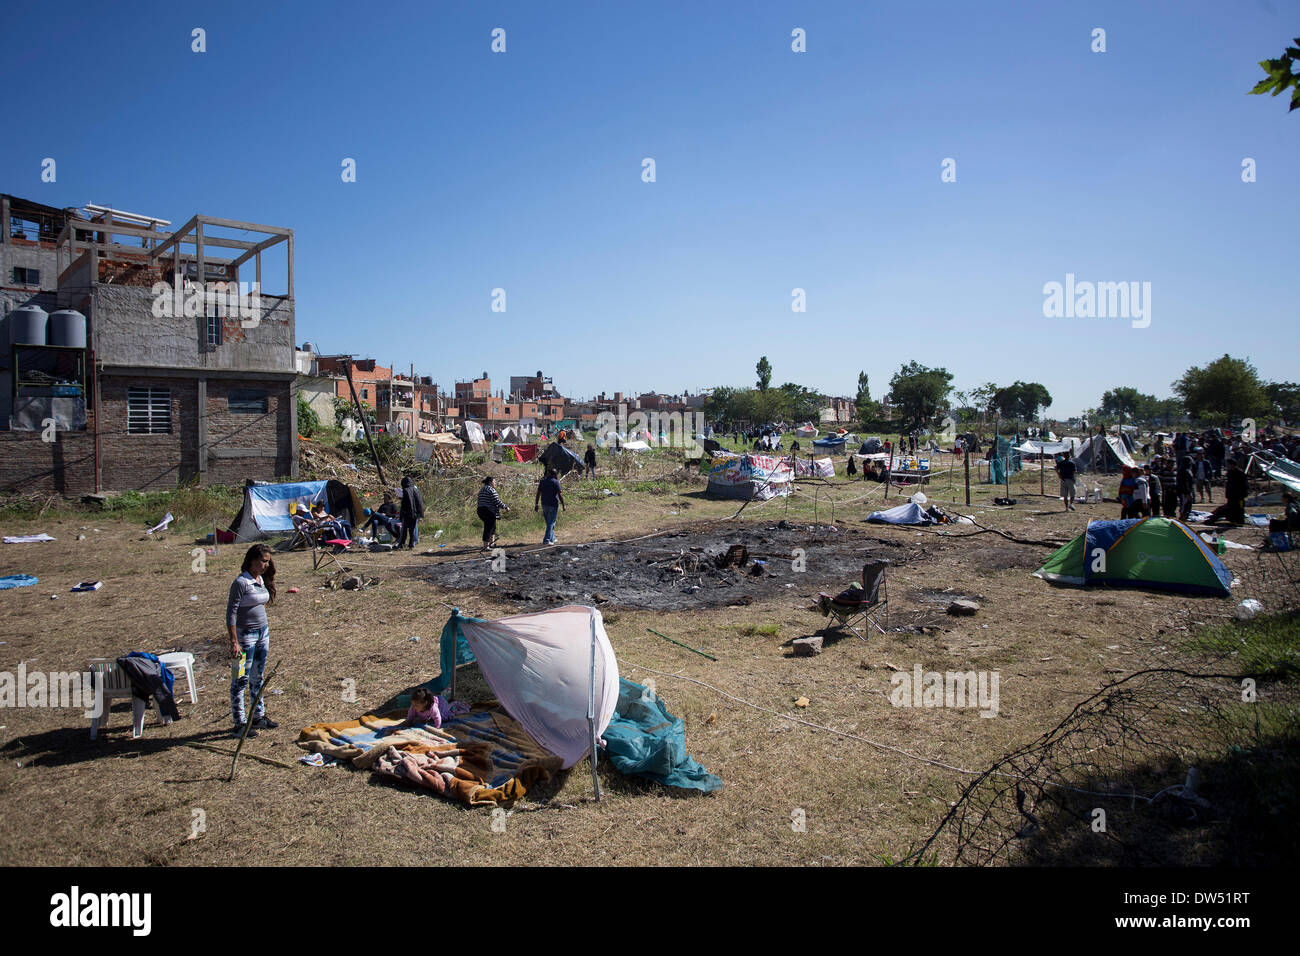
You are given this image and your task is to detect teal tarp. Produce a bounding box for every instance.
[990,435,1022,484]
[431,612,721,793]
[602,678,724,793]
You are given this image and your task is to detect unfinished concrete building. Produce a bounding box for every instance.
[0,198,297,493]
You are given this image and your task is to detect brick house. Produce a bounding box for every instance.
[0,199,297,493]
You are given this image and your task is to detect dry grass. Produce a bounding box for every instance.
[0,465,1294,866]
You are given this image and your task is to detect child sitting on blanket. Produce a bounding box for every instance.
[402,688,447,729]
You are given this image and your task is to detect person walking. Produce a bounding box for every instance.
[1132,466,1151,517]
[1194,451,1213,503]
[534,467,566,545]
[398,475,424,550]
[584,443,597,478]
[477,476,508,549]
[1055,453,1077,511]
[227,544,277,737]
[1145,464,1161,518]
[1176,455,1196,522]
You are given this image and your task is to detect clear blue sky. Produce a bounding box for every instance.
[4,0,1296,417]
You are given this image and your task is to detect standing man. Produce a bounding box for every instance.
[398,475,424,550]
[584,443,597,478]
[1055,453,1077,511]
[534,467,566,545]
[1194,451,1213,503]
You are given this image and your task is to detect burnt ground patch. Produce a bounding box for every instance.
[415,521,925,611]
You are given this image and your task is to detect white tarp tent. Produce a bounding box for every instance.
[1016,438,1083,457]
[454,606,620,770]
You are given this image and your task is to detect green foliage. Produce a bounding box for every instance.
[991,381,1052,422]
[1189,610,1300,682]
[1265,382,1300,424]
[1249,37,1300,112]
[854,371,879,426]
[296,396,320,437]
[1172,354,1270,427]
[756,356,773,392]
[887,361,953,428]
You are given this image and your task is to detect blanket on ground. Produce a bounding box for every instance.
[297,702,564,806]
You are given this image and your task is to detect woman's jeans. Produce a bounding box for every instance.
[230,625,269,724]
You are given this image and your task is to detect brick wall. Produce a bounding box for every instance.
[203,378,293,484]
[98,375,198,490]
[0,427,97,494]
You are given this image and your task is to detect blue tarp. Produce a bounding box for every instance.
[0,574,38,590]
[602,678,723,793]
[813,436,847,449]
[866,502,936,525]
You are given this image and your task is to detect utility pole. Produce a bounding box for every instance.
[343,357,388,486]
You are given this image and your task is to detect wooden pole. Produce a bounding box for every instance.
[964,448,971,505]
[343,357,388,486]
[230,660,281,781]
[588,614,601,802]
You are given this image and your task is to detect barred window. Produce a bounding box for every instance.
[228,388,268,414]
[206,306,223,347]
[127,387,171,434]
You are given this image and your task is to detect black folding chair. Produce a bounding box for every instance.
[816,560,889,640]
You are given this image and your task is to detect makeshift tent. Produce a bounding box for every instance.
[228,479,364,542]
[1260,455,1300,496]
[1073,434,1135,472]
[989,435,1022,484]
[498,426,522,444]
[492,443,539,463]
[792,457,835,478]
[704,453,793,500]
[1033,517,1231,597]
[859,436,883,454]
[795,425,818,439]
[459,421,487,452]
[702,438,723,455]
[540,441,584,476]
[866,502,937,525]
[1016,438,1082,457]
[621,440,651,452]
[416,431,464,465]
[434,606,618,769]
[812,435,848,451]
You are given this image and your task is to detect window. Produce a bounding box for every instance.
[206,303,223,347]
[360,387,368,401]
[11,267,39,285]
[228,388,268,414]
[127,387,171,434]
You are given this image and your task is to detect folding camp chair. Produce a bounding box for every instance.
[816,561,889,640]
[312,536,352,571]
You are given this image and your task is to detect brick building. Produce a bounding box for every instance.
[1,198,297,493]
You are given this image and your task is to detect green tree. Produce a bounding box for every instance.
[297,396,321,437]
[1099,386,1151,419]
[1265,382,1300,424]
[854,371,879,424]
[756,356,772,392]
[1172,355,1270,427]
[888,361,953,428]
[991,381,1052,421]
[1249,36,1300,113]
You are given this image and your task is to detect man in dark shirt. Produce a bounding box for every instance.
[534,468,566,545]
[1203,459,1248,525]
[1055,454,1077,511]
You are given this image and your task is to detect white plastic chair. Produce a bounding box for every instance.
[87,659,147,740]
[158,651,197,703]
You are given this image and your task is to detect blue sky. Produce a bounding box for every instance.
[4,0,1297,416]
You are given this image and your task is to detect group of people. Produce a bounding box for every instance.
[358,476,426,549]
[1046,425,1292,527]
[475,467,568,549]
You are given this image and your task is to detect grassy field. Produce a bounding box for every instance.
[1,452,1296,866]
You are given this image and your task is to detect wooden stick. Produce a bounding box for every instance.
[186,741,296,770]
[647,628,718,661]
[230,659,281,781]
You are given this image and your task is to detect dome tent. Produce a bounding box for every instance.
[1033,517,1231,597]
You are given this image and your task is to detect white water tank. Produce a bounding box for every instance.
[48,309,87,349]
[8,304,48,345]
